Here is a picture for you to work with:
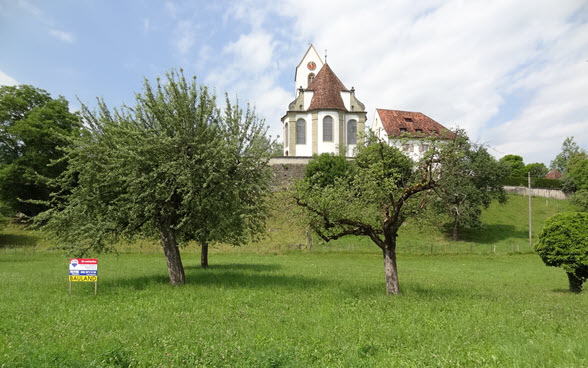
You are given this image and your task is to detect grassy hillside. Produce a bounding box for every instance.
[0,193,571,256]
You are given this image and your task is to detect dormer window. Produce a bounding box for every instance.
[430,129,437,134]
[404,118,413,123]
[400,128,407,133]
[415,129,423,134]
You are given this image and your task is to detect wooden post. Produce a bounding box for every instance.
[69,280,71,294]
[95,281,97,296]
[528,172,532,247]
[430,244,433,253]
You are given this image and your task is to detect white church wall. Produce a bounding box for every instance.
[317,110,340,155]
[295,47,323,94]
[303,91,314,110]
[340,91,351,111]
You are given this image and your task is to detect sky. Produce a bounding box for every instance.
[1,0,587,166]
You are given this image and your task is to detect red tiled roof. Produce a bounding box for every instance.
[306,63,349,111]
[545,170,562,179]
[376,108,454,139]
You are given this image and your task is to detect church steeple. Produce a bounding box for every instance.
[294,44,324,94]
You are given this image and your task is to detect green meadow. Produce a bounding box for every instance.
[1,194,587,367]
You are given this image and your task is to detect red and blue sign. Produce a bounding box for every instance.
[69,258,98,282]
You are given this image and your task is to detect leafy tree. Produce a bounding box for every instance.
[36,70,273,284]
[534,212,588,293]
[499,154,525,177]
[551,136,584,174]
[525,162,549,177]
[304,153,353,188]
[571,190,588,212]
[432,140,507,240]
[0,85,80,216]
[294,132,468,294]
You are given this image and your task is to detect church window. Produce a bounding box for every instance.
[323,116,333,142]
[347,120,357,145]
[308,73,315,86]
[296,119,306,144]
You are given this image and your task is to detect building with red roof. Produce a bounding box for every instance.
[371,108,454,160]
[282,45,366,157]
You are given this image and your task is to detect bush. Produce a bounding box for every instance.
[571,190,588,212]
[534,212,588,293]
[305,153,353,187]
[502,176,562,189]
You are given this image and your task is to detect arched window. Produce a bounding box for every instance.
[307,73,315,86]
[323,116,333,142]
[284,122,289,147]
[296,119,306,144]
[347,119,357,145]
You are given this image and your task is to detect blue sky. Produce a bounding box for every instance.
[1,0,587,165]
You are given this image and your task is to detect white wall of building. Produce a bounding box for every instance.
[295,48,323,95]
[317,110,339,154]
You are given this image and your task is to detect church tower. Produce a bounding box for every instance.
[282,45,366,157]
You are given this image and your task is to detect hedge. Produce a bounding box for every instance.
[502,176,563,189]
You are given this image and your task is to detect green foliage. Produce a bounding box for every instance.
[567,154,588,191]
[550,136,584,173]
[304,153,353,187]
[571,190,588,212]
[534,212,588,291]
[499,154,526,177]
[36,70,273,278]
[432,139,507,240]
[502,176,563,189]
[525,162,549,177]
[0,85,80,216]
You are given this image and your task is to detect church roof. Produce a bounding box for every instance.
[306,63,349,111]
[376,109,454,139]
[545,169,562,179]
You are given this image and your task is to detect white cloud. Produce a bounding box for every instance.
[223,31,275,73]
[49,28,75,43]
[165,1,177,19]
[174,20,196,55]
[0,70,19,86]
[233,0,587,163]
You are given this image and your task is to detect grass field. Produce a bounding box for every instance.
[1,194,586,367]
[1,252,587,367]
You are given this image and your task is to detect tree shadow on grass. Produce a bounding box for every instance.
[184,263,282,272]
[102,267,328,292]
[0,233,39,249]
[455,224,528,244]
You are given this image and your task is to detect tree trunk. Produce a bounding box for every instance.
[201,242,209,269]
[452,218,459,241]
[567,272,583,293]
[159,228,185,285]
[383,244,399,295]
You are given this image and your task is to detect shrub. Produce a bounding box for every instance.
[304,153,353,187]
[502,176,562,189]
[534,212,588,293]
[571,190,588,212]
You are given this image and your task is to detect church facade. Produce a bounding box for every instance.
[282,45,366,157]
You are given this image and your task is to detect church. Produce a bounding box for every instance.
[282,45,452,159]
[281,45,367,157]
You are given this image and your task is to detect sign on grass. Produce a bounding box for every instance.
[69,258,98,282]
